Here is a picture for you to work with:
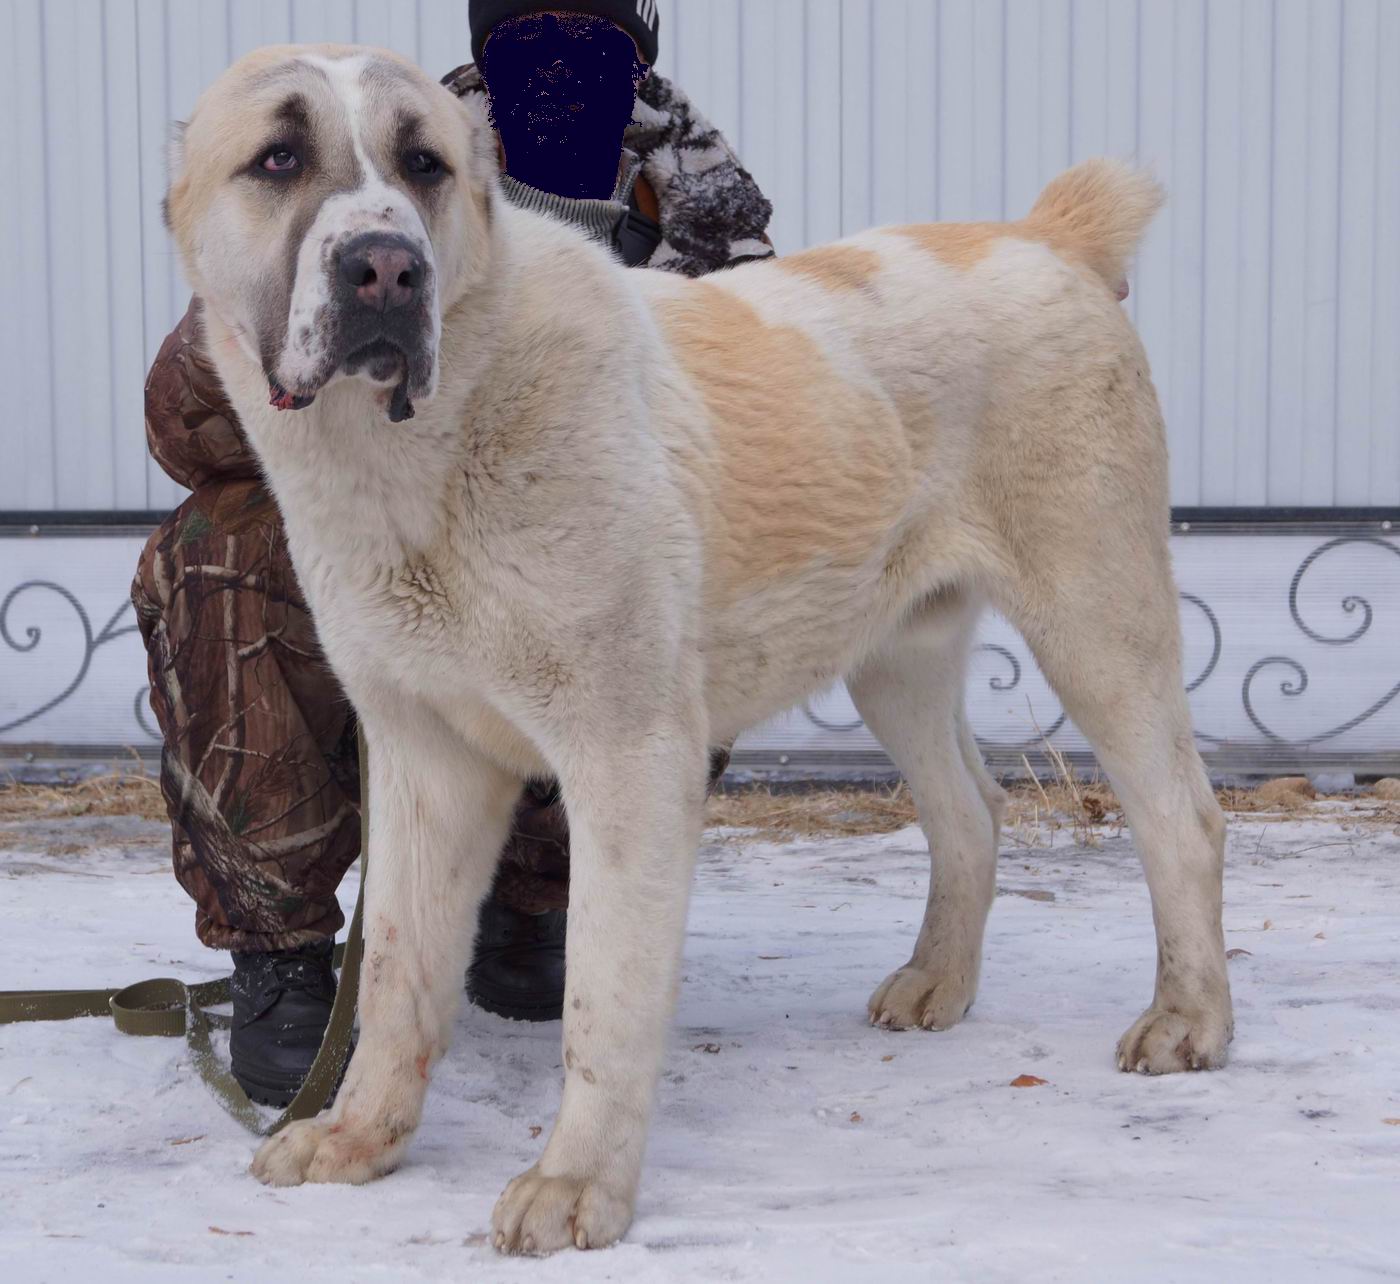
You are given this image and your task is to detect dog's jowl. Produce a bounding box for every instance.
[165,44,1231,1255]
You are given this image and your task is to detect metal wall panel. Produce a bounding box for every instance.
[1,0,1397,511]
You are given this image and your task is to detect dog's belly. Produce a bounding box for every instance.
[703,614,887,746]
[699,516,958,744]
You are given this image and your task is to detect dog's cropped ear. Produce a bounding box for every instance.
[162,121,188,231]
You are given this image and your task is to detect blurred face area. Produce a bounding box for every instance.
[479,9,649,199]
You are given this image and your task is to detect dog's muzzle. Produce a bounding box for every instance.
[272,230,438,424]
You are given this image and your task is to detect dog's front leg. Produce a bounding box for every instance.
[252,707,519,1187]
[491,725,708,1254]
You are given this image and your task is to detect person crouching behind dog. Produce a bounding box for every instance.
[131,1,773,1109]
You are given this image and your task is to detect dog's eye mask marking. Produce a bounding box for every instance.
[236,85,363,392]
[273,54,443,416]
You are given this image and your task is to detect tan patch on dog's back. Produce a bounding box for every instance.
[655,283,912,599]
[895,222,1017,271]
[777,245,882,292]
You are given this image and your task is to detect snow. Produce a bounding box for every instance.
[3,806,1399,1283]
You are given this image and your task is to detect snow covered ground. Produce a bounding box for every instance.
[3,804,1399,1283]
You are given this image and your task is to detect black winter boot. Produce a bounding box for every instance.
[466,894,566,1022]
[229,939,342,1108]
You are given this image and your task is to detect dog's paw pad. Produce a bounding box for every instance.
[1116,1005,1232,1074]
[867,964,976,1032]
[250,1116,406,1187]
[491,1166,632,1255]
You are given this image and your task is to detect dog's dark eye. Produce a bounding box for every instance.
[405,151,445,181]
[259,147,300,174]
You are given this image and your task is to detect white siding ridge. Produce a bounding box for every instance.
[0,0,1394,511]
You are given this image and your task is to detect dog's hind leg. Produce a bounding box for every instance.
[849,592,1004,1032]
[997,493,1232,1074]
[251,703,520,1187]
[959,693,1008,853]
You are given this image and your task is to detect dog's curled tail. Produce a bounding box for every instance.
[1023,159,1164,290]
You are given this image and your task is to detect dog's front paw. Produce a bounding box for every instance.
[868,964,976,1031]
[250,1114,411,1187]
[1116,1004,1233,1074]
[491,1165,634,1254]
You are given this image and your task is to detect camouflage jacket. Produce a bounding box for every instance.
[146,67,774,492]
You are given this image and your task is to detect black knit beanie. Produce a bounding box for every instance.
[469,0,660,68]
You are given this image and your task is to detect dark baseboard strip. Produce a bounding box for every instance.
[2,511,168,526]
[3,506,1397,535]
[8,745,1394,782]
[1,511,167,535]
[1171,507,1397,533]
[729,748,1400,779]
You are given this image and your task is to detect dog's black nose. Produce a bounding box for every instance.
[338,234,424,313]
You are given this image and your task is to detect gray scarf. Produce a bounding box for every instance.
[497,148,643,243]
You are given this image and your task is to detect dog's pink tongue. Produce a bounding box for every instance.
[268,381,316,411]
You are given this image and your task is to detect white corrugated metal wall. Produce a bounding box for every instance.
[2,0,1397,513]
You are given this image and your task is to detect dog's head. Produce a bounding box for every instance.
[165,45,496,421]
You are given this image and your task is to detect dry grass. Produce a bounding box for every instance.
[707,778,1400,845]
[1003,775,1123,850]
[0,769,166,823]
[705,720,1138,847]
[2,764,1397,843]
[706,779,1127,847]
[707,782,919,841]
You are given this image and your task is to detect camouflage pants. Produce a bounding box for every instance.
[131,480,575,951]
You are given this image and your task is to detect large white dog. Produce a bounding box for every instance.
[165,44,1232,1254]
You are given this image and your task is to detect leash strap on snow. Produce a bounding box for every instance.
[0,730,369,1137]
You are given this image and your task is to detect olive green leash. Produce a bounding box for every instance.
[0,732,368,1136]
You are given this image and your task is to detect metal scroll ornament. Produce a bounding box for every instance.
[1241,537,1400,745]
[797,536,1397,752]
[0,581,153,738]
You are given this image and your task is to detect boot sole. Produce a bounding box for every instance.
[230,1062,306,1109]
[465,981,564,1023]
[231,1046,354,1110]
